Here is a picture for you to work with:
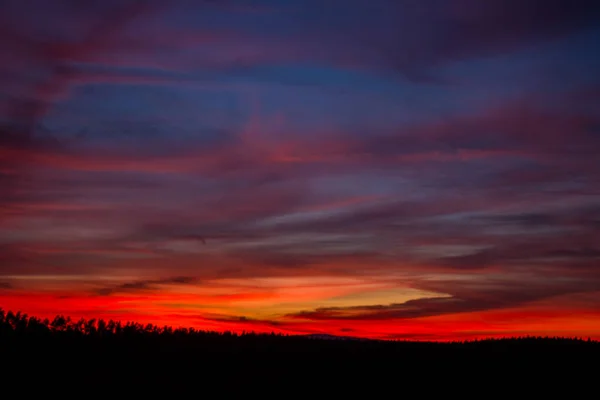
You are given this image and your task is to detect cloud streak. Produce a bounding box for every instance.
[95,276,199,296]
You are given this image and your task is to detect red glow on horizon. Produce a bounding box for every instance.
[2,291,599,342]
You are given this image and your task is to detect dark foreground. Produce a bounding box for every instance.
[1,309,598,395]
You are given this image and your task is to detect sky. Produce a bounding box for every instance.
[1,0,600,341]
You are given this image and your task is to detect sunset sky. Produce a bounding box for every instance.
[1,0,600,341]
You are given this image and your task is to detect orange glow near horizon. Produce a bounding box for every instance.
[2,287,599,341]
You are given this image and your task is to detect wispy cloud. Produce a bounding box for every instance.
[95,276,199,296]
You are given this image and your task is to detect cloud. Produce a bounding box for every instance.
[287,276,600,321]
[222,0,600,81]
[55,103,598,184]
[3,95,597,277]
[3,0,597,108]
[200,313,283,327]
[0,1,165,130]
[95,276,199,296]
[351,102,600,168]
[377,0,600,76]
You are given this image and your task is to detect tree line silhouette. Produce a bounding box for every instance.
[1,307,597,393]
[3,307,596,344]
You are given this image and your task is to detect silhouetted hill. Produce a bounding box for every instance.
[1,308,597,395]
[302,333,374,341]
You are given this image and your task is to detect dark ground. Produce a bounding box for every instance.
[1,309,597,395]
